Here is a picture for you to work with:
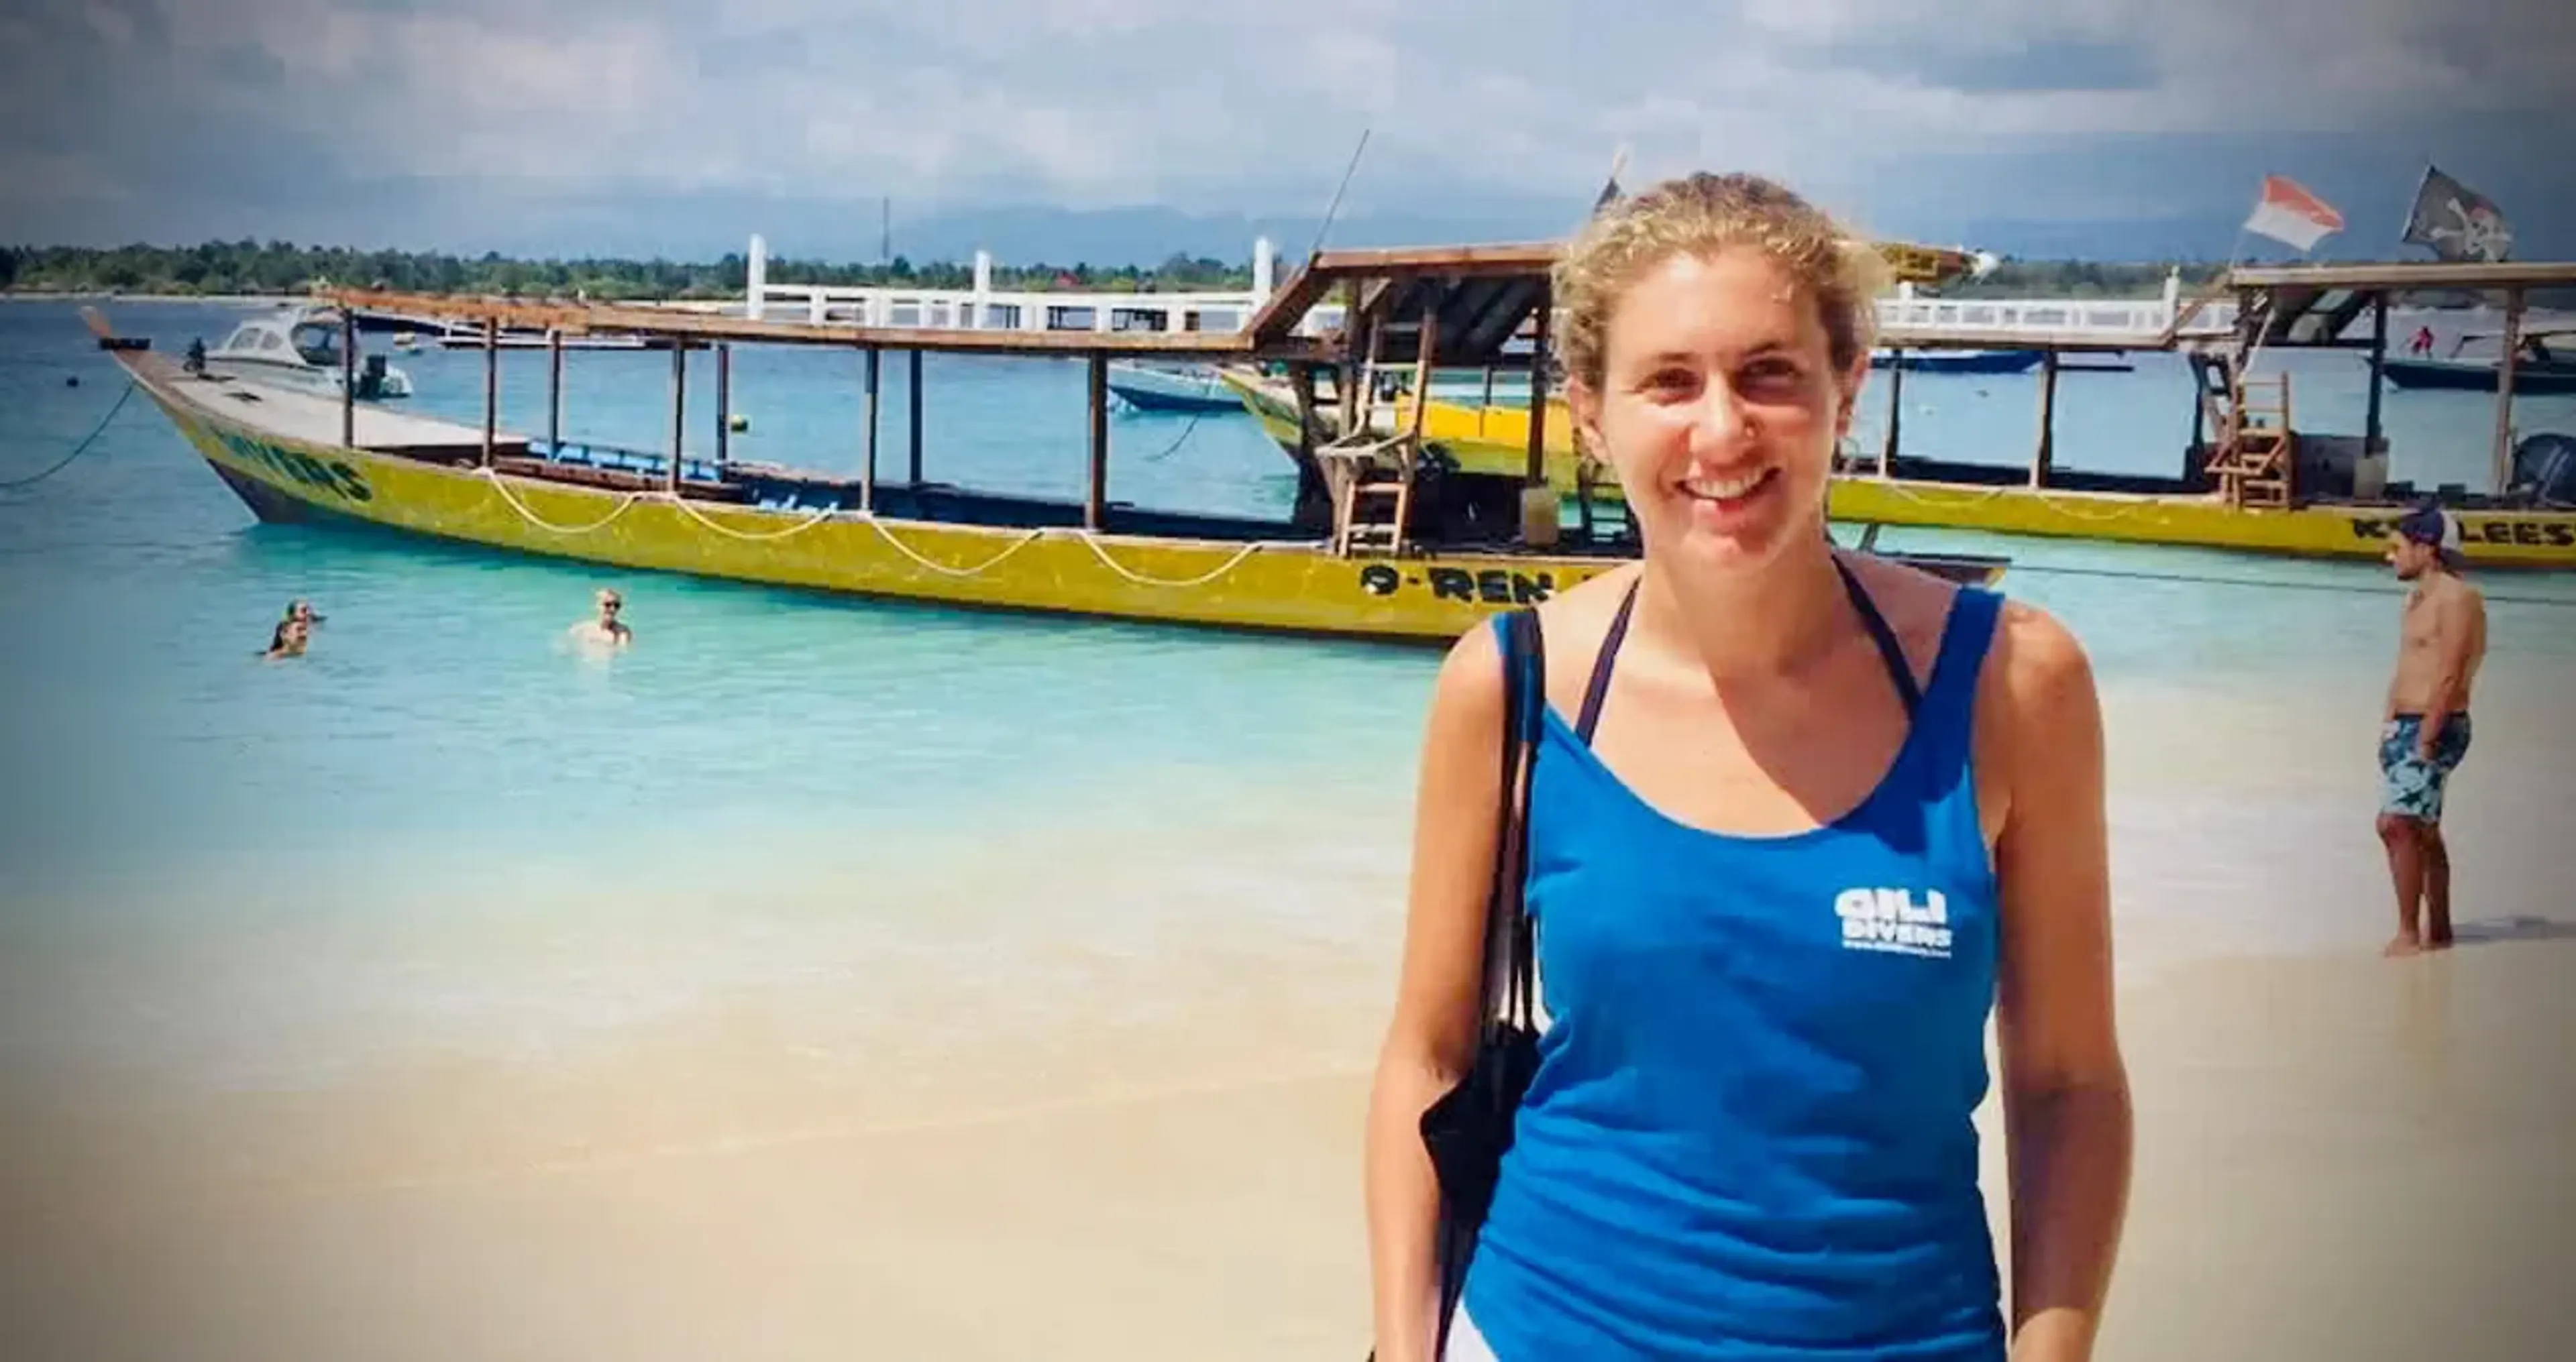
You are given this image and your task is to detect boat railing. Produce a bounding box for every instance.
[1878,295,2236,343]
[529,437,725,488]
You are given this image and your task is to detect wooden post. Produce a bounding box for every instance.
[338,309,356,449]
[1290,363,1323,520]
[668,339,686,494]
[1878,350,1904,477]
[715,343,731,469]
[861,346,880,513]
[2491,288,2524,495]
[480,316,498,469]
[546,328,564,456]
[2029,349,2059,489]
[1085,352,1110,530]
[1524,285,1553,486]
[907,348,924,484]
[2364,293,2388,454]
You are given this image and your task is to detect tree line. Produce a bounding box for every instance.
[4,239,2255,302]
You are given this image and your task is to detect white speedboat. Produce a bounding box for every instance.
[193,308,415,401]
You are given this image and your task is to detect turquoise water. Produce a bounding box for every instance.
[3,297,2573,1088]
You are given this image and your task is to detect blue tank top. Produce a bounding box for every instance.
[1458,567,2008,1360]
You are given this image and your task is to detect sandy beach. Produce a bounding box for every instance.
[6,826,2574,1362]
[3,926,2571,1361]
[3,648,2572,1360]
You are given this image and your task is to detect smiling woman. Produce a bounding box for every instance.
[1364,172,2133,1362]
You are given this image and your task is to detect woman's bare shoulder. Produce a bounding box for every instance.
[1987,595,2099,722]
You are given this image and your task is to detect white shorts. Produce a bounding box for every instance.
[1443,1304,1499,1361]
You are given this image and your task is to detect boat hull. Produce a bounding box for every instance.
[1868,349,2046,376]
[2381,358,2576,395]
[1105,362,1244,414]
[125,363,2005,643]
[1221,369,2576,569]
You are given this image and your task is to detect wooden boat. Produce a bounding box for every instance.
[78,271,2007,648]
[1224,253,2576,569]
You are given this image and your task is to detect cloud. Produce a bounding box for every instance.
[2,0,2567,256]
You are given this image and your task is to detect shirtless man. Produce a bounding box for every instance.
[568,588,633,648]
[2378,506,2487,956]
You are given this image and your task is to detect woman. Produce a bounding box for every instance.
[1364,172,2131,1361]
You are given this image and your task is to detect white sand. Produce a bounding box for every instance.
[4,648,2573,1359]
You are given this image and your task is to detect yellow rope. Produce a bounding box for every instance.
[1069,533,1317,589]
[856,516,1047,577]
[664,494,839,542]
[463,461,1328,589]
[474,467,647,535]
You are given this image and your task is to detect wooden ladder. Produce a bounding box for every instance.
[2208,367,2294,509]
[1328,315,1439,557]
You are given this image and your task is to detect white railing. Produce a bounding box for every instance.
[726,235,2235,347]
[731,233,1354,338]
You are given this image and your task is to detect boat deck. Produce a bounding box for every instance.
[155,355,531,462]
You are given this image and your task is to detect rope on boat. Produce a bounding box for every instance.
[474,467,649,535]
[1,380,133,492]
[663,494,839,543]
[857,518,1049,578]
[470,459,1294,587]
[1069,534,1313,589]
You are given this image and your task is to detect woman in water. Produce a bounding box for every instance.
[1364,173,2131,1361]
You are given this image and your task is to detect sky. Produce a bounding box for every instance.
[3,0,2572,265]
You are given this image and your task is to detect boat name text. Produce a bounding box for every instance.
[2347,514,2574,549]
[1357,564,1560,604]
[212,428,374,502]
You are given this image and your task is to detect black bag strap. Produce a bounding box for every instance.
[1484,608,1544,1046]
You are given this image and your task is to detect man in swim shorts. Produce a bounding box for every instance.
[2377,505,2486,957]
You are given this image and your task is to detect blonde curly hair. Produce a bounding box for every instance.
[1551,172,1888,393]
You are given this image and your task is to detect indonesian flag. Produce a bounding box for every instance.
[2242,175,2345,253]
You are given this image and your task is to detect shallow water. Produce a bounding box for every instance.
[2,297,2572,1102]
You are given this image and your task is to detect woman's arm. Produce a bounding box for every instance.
[1365,621,1511,1362]
[1987,604,2133,1362]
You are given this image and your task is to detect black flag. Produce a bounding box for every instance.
[1591,147,1629,214]
[2401,165,2513,263]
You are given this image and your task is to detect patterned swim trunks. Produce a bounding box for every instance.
[2379,712,2473,822]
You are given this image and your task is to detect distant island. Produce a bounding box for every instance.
[1,241,2537,308]
[5,239,2245,303]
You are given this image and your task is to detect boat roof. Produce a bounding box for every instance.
[2224,260,2576,292]
[1243,243,1561,368]
[314,286,1324,360]
[2216,258,2576,348]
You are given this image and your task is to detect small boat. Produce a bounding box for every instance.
[2382,327,2576,395]
[193,308,414,401]
[1867,348,2045,376]
[1103,360,1243,414]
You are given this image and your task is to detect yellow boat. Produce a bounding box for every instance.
[1223,254,2576,571]
[81,278,2007,647]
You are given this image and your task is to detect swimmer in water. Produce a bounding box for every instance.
[264,616,309,659]
[568,589,633,648]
